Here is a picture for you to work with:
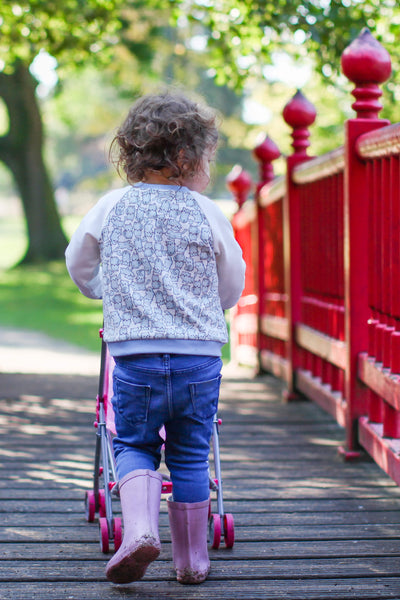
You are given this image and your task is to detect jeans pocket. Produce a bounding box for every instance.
[189,375,222,420]
[113,376,151,426]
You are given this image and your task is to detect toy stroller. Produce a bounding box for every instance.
[84,331,235,554]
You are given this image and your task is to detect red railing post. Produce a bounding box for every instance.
[253,135,281,194]
[253,135,281,365]
[226,165,253,210]
[341,28,391,450]
[283,90,317,396]
[227,166,256,365]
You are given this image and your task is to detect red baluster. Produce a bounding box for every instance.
[391,331,400,374]
[375,322,386,364]
[368,318,379,356]
[383,402,400,438]
[383,326,395,369]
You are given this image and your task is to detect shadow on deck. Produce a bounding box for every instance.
[1,367,400,599]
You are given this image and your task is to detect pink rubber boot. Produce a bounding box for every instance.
[167,497,210,584]
[106,469,162,584]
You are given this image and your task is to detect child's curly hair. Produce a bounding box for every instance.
[110,92,219,183]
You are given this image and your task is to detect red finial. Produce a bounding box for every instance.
[341,28,391,119]
[282,90,316,156]
[226,165,253,209]
[253,135,281,192]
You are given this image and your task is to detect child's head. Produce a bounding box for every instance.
[111,92,218,191]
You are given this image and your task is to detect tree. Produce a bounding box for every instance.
[0,0,126,262]
[170,0,398,89]
[165,0,400,160]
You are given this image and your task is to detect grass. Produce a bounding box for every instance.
[0,260,104,352]
[0,216,103,352]
[0,216,230,360]
[0,217,27,270]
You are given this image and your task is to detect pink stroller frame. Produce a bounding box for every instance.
[84,331,235,554]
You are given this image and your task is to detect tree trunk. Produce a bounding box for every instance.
[0,63,68,263]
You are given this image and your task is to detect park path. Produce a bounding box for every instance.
[1,332,400,599]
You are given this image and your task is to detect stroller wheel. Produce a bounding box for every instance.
[98,489,106,518]
[84,490,96,523]
[99,517,110,554]
[113,517,122,552]
[224,513,235,548]
[209,514,221,549]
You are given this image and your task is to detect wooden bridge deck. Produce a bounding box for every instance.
[2,368,400,599]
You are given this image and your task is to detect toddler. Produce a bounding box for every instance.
[65,91,245,585]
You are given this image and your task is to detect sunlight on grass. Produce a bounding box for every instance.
[0,217,102,351]
[0,215,81,270]
[0,217,27,269]
[0,260,103,352]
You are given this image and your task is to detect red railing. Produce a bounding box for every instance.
[356,123,400,483]
[258,176,288,381]
[230,28,400,483]
[293,149,346,419]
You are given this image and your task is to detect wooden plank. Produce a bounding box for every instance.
[4,539,400,561]
[260,350,290,382]
[0,431,348,452]
[260,315,290,341]
[2,557,400,581]
[6,469,396,490]
[2,486,400,503]
[2,523,400,543]
[1,407,336,425]
[1,578,400,600]
[358,352,400,411]
[2,464,393,483]
[295,323,347,370]
[234,313,258,335]
[3,496,400,513]
[259,174,285,206]
[296,368,347,427]
[359,416,400,486]
[5,508,400,527]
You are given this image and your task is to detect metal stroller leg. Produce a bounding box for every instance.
[84,335,122,554]
[208,415,235,549]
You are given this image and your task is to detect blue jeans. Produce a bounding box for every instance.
[111,354,223,503]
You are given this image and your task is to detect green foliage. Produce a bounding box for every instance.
[168,0,400,99]
[0,0,126,70]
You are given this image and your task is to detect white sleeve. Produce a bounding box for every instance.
[191,192,246,310]
[65,188,127,299]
